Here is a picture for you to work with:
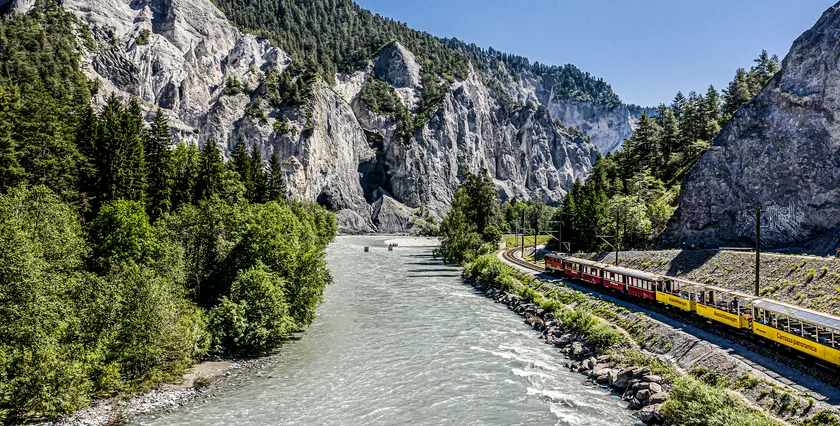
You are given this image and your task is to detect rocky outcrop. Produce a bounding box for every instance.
[659,3,840,252]
[475,62,639,154]
[371,195,416,234]
[64,0,290,145]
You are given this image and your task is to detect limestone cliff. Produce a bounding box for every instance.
[44,0,620,233]
[659,3,840,252]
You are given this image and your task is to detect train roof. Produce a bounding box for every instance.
[602,265,660,281]
[753,299,840,331]
[665,276,758,301]
[557,255,659,281]
[557,255,610,269]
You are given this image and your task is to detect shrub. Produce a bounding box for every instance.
[661,376,781,426]
[735,373,760,389]
[209,262,295,355]
[136,29,150,45]
[587,321,622,351]
[192,375,213,389]
[801,411,840,426]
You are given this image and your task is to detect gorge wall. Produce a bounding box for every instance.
[659,2,840,254]
[35,0,640,234]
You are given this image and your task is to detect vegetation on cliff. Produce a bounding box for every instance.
[0,3,336,422]
[209,0,622,111]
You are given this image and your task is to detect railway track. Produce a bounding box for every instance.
[502,247,544,272]
[498,247,840,386]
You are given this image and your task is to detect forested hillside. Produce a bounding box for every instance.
[0,2,337,422]
[210,0,621,108]
[556,51,781,251]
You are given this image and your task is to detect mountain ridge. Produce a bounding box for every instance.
[8,0,642,233]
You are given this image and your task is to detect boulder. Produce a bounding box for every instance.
[595,374,610,385]
[607,370,619,387]
[633,367,652,379]
[569,342,585,359]
[642,375,662,384]
[641,406,666,425]
[636,389,652,401]
[648,392,667,404]
[649,382,663,394]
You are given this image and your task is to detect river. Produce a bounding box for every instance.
[139,236,638,426]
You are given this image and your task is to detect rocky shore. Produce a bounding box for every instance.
[466,278,669,425]
[32,351,289,426]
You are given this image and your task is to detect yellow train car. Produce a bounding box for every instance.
[656,277,697,311]
[752,299,840,366]
[658,277,754,328]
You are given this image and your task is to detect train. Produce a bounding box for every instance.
[544,253,840,368]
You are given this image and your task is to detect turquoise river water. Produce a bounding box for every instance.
[139,236,638,426]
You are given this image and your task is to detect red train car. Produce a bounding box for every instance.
[544,255,659,301]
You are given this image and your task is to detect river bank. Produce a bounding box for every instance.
[32,352,295,426]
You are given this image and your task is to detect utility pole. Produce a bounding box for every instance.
[554,212,575,254]
[521,208,526,258]
[532,209,538,262]
[615,209,621,267]
[755,208,767,296]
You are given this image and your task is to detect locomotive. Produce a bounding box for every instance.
[544,254,840,367]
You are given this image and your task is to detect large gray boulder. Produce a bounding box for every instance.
[660,3,840,252]
[371,195,416,234]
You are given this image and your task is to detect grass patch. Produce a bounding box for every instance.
[504,234,551,248]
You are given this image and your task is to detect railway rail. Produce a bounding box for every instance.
[499,247,840,386]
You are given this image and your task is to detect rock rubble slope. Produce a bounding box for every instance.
[54,0,625,233]
[660,3,840,252]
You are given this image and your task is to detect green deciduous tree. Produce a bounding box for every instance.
[208,262,293,355]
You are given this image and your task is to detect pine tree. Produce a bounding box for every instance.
[171,142,200,210]
[702,85,721,141]
[657,108,680,177]
[0,85,24,190]
[671,92,687,121]
[118,98,147,202]
[196,141,224,201]
[747,50,781,94]
[250,144,269,203]
[267,152,286,203]
[230,135,253,195]
[722,68,751,122]
[624,112,661,172]
[144,109,173,219]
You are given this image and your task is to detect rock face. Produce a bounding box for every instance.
[548,100,637,154]
[478,64,640,154]
[659,3,840,252]
[57,0,615,233]
[359,64,597,216]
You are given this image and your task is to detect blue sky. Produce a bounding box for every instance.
[354,0,836,107]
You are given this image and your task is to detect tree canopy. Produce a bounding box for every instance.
[0,3,338,422]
